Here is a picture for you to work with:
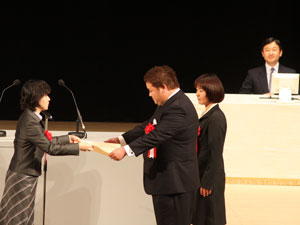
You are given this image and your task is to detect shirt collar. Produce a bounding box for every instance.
[34,111,43,121]
[168,88,180,100]
[265,62,279,73]
[201,103,218,117]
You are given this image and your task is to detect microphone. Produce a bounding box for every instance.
[0,79,21,104]
[41,111,53,129]
[0,79,21,137]
[58,79,87,138]
[41,111,53,120]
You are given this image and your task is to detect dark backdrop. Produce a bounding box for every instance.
[1,1,300,122]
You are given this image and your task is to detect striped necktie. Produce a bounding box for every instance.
[269,67,275,92]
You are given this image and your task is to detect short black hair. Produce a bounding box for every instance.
[20,80,51,111]
[194,73,224,103]
[261,37,282,51]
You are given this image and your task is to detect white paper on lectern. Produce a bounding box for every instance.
[83,141,121,156]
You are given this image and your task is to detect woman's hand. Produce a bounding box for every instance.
[69,135,81,143]
[79,142,94,152]
[200,187,212,197]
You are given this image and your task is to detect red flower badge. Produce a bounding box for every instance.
[145,123,156,158]
[196,126,201,152]
[145,123,155,134]
[45,130,53,141]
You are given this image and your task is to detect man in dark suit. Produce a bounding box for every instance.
[106,65,200,225]
[239,37,296,94]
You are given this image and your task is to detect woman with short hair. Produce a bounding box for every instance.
[0,79,93,225]
[192,73,227,225]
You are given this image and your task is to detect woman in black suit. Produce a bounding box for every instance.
[192,73,227,225]
[0,80,93,225]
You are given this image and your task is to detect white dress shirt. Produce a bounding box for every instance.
[266,62,279,90]
[34,111,43,121]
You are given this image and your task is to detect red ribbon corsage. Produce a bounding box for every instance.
[145,123,156,158]
[196,126,201,152]
[45,130,53,141]
[145,123,155,134]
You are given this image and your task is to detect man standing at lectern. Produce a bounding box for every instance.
[239,37,296,94]
[106,65,200,225]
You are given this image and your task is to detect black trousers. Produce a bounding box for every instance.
[152,190,195,225]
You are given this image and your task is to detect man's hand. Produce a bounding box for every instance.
[105,137,120,144]
[108,147,126,161]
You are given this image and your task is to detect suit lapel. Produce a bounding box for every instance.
[152,90,183,123]
[162,89,182,107]
[200,104,219,121]
[199,105,219,138]
[258,65,269,93]
[151,106,163,124]
[278,64,286,73]
[25,109,44,128]
[40,120,45,128]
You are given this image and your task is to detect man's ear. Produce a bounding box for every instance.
[160,84,168,93]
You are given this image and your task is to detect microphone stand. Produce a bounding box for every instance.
[0,92,6,136]
[68,117,86,138]
[0,80,21,137]
[58,79,87,139]
[42,113,50,225]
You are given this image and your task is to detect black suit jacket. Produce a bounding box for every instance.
[197,104,226,190]
[193,104,227,225]
[239,64,296,94]
[9,109,79,177]
[122,90,200,195]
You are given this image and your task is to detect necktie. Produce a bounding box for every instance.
[269,67,275,92]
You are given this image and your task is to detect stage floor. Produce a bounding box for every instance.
[226,184,300,225]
